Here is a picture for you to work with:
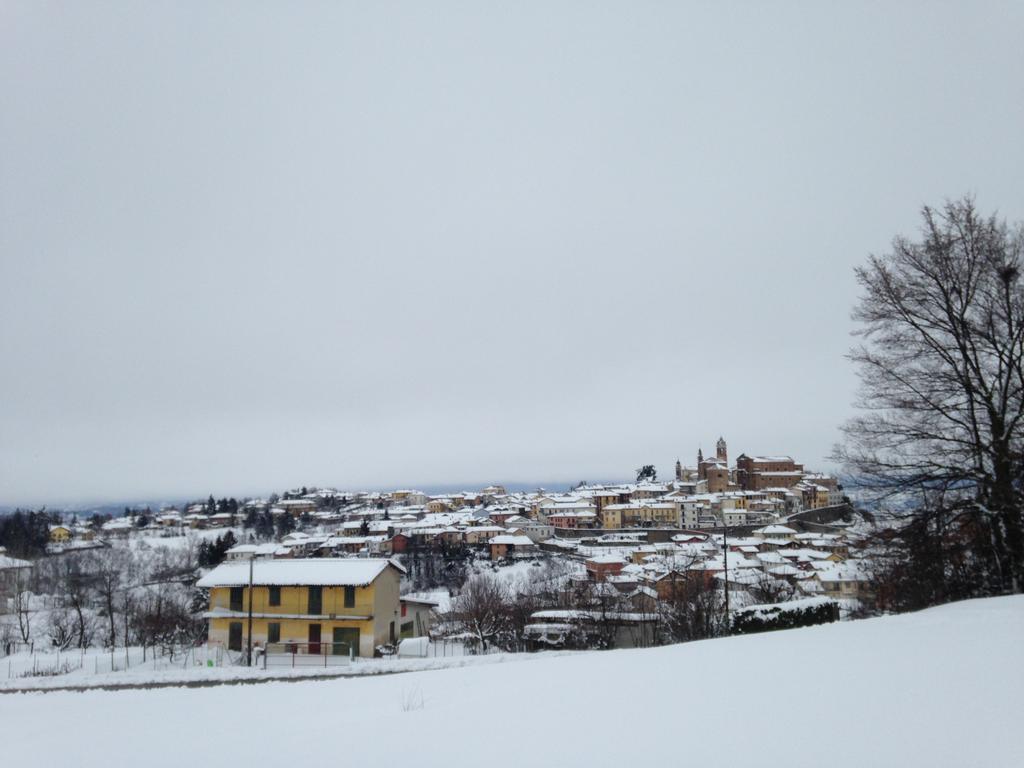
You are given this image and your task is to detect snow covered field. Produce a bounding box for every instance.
[0,649,546,692]
[3,596,1021,767]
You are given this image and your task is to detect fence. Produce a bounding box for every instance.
[3,644,221,681]
[2,641,35,657]
[413,637,508,658]
[261,641,355,668]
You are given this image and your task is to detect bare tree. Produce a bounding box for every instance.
[450,573,510,652]
[836,196,1024,595]
[89,549,134,647]
[747,571,795,605]
[50,556,95,649]
[12,572,34,644]
[656,566,728,643]
[46,609,76,650]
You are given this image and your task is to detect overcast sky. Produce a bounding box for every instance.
[2,2,1023,506]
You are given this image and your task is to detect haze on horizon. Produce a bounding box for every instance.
[2,2,1023,507]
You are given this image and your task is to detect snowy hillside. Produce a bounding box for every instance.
[3,596,1022,767]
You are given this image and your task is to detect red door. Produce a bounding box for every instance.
[308,624,321,655]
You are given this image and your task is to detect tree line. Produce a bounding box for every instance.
[1,546,205,658]
[837,196,1024,608]
[0,510,57,559]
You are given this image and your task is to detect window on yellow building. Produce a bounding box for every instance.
[268,586,281,606]
[344,586,356,608]
[308,586,323,615]
[267,622,281,644]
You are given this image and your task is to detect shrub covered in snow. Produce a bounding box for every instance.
[731,597,839,635]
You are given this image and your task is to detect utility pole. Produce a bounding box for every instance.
[246,554,255,667]
[722,522,730,628]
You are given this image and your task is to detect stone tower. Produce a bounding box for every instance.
[675,459,683,481]
[716,436,727,464]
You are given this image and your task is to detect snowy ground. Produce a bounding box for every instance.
[0,637,510,692]
[0,649,548,692]
[3,596,1022,767]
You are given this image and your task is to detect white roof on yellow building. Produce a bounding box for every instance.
[197,557,405,588]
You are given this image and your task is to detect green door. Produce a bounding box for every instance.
[332,627,360,657]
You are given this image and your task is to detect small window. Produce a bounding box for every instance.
[308,586,323,615]
[267,622,281,644]
[268,586,281,607]
[344,586,355,608]
[230,587,243,612]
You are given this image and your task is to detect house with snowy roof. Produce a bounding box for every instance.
[48,524,72,544]
[585,554,628,581]
[753,524,798,540]
[813,562,873,601]
[0,549,32,592]
[505,517,553,542]
[197,557,408,658]
[489,534,535,560]
[226,542,285,560]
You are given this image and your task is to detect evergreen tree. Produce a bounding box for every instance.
[275,513,295,538]
[635,464,657,482]
[196,540,212,567]
[255,511,275,540]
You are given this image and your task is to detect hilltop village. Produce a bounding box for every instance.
[86,438,846,539]
[0,439,874,684]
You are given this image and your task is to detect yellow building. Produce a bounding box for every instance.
[48,525,72,543]
[603,502,680,528]
[197,558,406,659]
[601,506,623,529]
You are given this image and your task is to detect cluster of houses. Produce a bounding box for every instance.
[579,524,868,602]
[195,442,846,560]
[515,523,870,650]
[46,439,845,552]
[199,520,869,659]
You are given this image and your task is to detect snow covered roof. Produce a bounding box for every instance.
[400,595,440,607]
[671,533,708,542]
[586,554,628,565]
[0,554,32,570]
[755,525,798,535]
[197,558,405,588]
[226,543,282,555]
[816,563,870,582]
[490,535,534,546]
[531,609,593,621]
[604,502,677,510]
[767,564,802,576]
[102,518,134,530]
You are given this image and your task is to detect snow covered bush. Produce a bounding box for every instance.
[731,598,839,635]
